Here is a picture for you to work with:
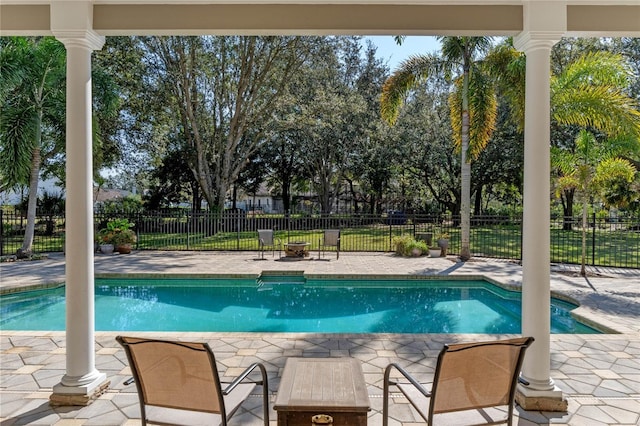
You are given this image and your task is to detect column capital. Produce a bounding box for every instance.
[513,31,561,53]
[51,0,104,51]
[54,30,105,51]
[515,0,565,53]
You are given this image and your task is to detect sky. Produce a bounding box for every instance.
[366,36,440,70]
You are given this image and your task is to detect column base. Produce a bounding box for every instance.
[515,383,567,412]
[50,375,110,406]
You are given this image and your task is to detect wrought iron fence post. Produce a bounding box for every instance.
[236,211,241,250]
[0,210,3,257]
[187,211,191,250]
[592,212,596,266]
[136,212,141,250]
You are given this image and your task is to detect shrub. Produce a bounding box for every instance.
[393,235,428,256]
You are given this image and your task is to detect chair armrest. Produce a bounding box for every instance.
[384,363,431,398]
[223,362,268,395]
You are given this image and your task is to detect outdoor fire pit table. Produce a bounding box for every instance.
[283,241,311,259]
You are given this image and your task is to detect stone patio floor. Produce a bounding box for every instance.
[1,251,639,425]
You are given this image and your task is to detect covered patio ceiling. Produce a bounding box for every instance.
[1,1,639,37]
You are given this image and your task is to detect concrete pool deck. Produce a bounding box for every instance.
[1,251,639,425]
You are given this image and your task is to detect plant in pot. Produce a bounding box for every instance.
[97,229,115,254]
[111,228,136,254]
[393,235,427,257]
[437,232,449,257]
[99,219,136,254]
[428,244,441,258]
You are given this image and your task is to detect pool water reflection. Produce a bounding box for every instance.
[0,277,600,333]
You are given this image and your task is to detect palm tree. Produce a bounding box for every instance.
[0,37,119,257]
[553,130,636,276]
[0,37,66,257]
[381,37,497,261]
[489,46,640,229]
[491,48,640,136]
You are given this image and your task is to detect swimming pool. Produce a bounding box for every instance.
[0,277,599,333]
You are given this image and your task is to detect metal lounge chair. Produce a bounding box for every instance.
[318,229,340,260]
[383,336,534,426]
[257,229,281,259]
[116,336,269,426]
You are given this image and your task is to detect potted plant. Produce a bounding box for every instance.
[437,232,449,257]
[428,245,441,258]
[393,235,427,257]
[97,229,115,254]
[111,228,136,254]
[98,219,136,254]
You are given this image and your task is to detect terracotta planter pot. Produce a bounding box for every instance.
[116,244,132,254]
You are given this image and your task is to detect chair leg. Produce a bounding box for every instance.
[383,367,392,426]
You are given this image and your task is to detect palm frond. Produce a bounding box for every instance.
[593,157,636,205]
[0,106,37,187]
[555,174,579,194]
[448,72,497,159]
[449,85,462,150]
[468,70,497,158]
[595,157,636,184]
[552,84,640,137]
[380,54,439,125]
[0,38,28,103]
[551,146,576,175]
[553,51,633,93]
[439,37,493,65]
[394,36,406,46]
[484,42,526,129]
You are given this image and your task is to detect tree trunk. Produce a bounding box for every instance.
[580,199,587,276]
[561,189,575,230]
[474,185,483,215]
[282,176,291,213]
[231,185,238,210]
[19,147,41,257]
[191,182,201,211]
[459,72,472,261]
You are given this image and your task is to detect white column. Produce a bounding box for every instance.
[50,2,108,405]
[513,2,567,411]
[515,35,555,389]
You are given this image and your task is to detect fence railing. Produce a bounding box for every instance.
[1,209,638,269]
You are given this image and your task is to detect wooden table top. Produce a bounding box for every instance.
[274,358,370,413]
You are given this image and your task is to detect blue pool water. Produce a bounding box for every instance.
[0,277,599,333]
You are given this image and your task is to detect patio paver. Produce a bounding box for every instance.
[1,251,639,425]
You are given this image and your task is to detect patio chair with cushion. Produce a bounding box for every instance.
[257,229,281,260]
[383,336,534,426]
[318,229,340,260]
[116,336,269,426]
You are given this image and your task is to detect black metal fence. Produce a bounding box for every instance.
[1,208,639,268]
